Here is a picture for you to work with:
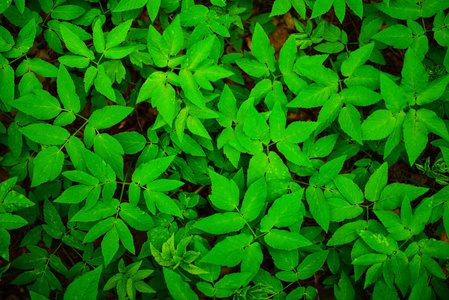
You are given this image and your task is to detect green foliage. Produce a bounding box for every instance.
[0,0,448,299]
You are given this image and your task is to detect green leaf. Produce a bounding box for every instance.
[15,19,36,54]
[83,217,115,243]
[194,64,233,90]
[102,226,119,266]
[20,123,69,145]
[241,177,267,222]
[296,64,339,86]
[116,219,135,254]
[163,268,199,300]
[200,234,252,267]
[358,230,395,255]
[328,197,363,222]
[416,75,449,105]
[422,0,449,18]
[180,5,209,27]
[0,189,34,213]
[403,109,428,165]
[28,58,59,77]
[106,20,132,49]
[152,192,183,218]
[146,179,183,192]
[315,94,344,134]
[361,109,396,140]
[306,186,330,232]
[416,108,449,140]
[279,35,296,73]
[208,170,239,211]
[269,101,286,143]
[194,212,246,234]
[333,175,364,204]
[60,24,94,59]
[59,55,90,68]
[314,42,345,54]
[57,64,80,113]
[235,59,270,77]
[310,155,346,187]
[114,132,146,154]
[132,156,175,185]
[296,250,329,279]
[153,83,176,126]
[265,229,312,250]
[64,266,102,300]
[119,203,154,231]
[32,147,64,187]
[104,46,136,59]
[277,140,311,167]
[51,5,85,20]
[148,0,161,21]
[269,248,299,271]
[93,19,105,53]
[346,0,363,18]
[70,201,117,223]
[7,122,22,158]
[186,115,211,140]
[0,228,10,260]
[243,107,270,144]
[0,65,14,108]
[147,26,169,68]
[384,111,406,158]
[137,71,165,103]
[43,198,65,235]
[327,221,366,246]
[372,25,413,49]
[401,49,428,97]
[421,254,445,279]
[252,23,275,71]
[334,272,355,300]
[94,133,124,180]
[187,36,214,70]
[311,0,333,18]
[260,192,303,232]
[94,64,115,101]
[284,121,319,144]
[44,29,63,54]
[340,86,381,106]
[418,238,449,259]
[113,0,147,12]
[341,43,374,77]
[364,162,388,202]
[12,90,61,120]
[0,213,28,230]
[352,253,387,265]
[178,69,206,109]
[241,242,263,284]
[270,0,291,18]
[380,73,407,114]
[89,105,133,130]
[339,104,362,144]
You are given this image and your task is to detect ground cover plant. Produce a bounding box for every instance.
[1,0,449,299]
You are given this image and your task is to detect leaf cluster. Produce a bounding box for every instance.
[1,0,449,299]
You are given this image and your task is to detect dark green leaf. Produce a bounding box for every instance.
[64,266,102,300]
[163,268,199,300]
